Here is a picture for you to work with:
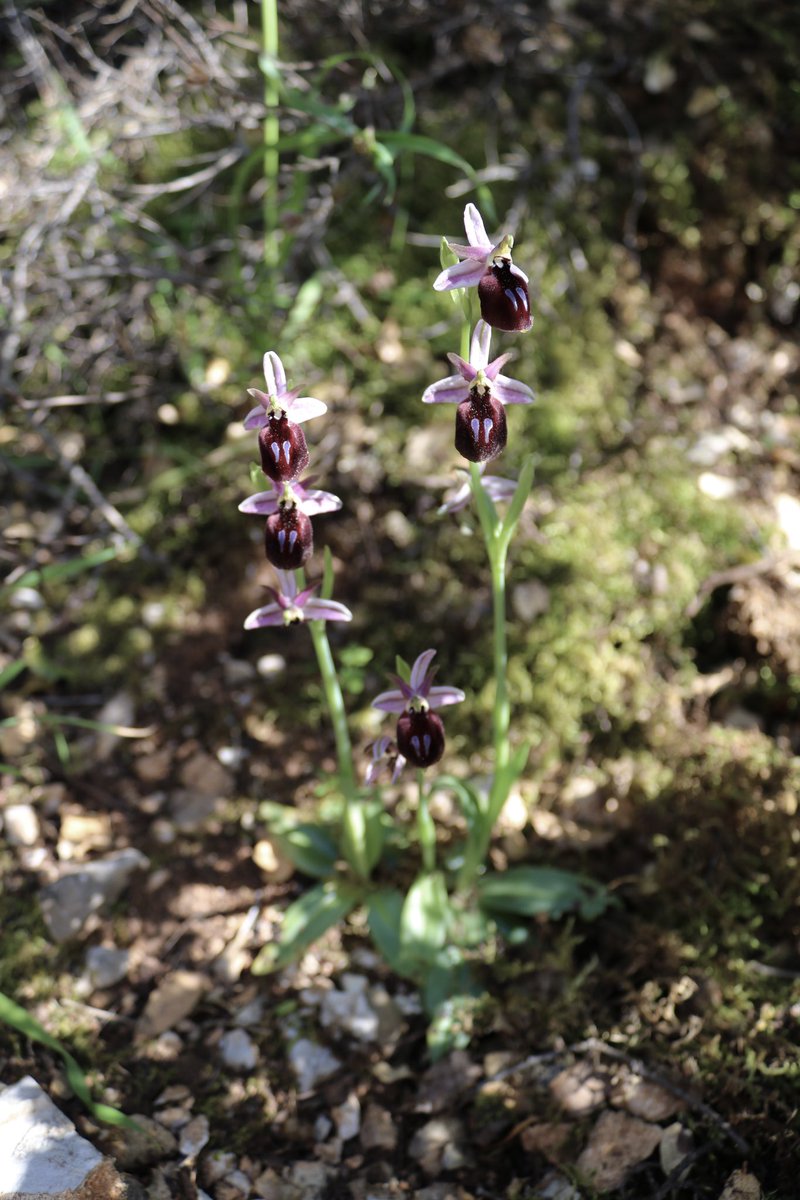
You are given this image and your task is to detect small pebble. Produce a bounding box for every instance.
[4,803,40,847]
[219,1029,259,1072]
[179,1114,210,1158]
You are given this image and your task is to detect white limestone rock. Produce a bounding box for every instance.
[0,1074,125,1199]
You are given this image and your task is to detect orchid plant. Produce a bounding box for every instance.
[240,206,607,1052]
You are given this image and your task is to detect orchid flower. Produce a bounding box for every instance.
[239,478,343,519]
[422,320,535,408]
[438,464,518,516]
[372,649,465,769]
[422,321,534,464]
[244,352,327,483]
[244,570,352,629]
[240,479,341,571]
[365,735,407,785]
[433,204,532,332]
[243,352,327,430]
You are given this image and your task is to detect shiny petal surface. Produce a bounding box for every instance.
[244,603,284,629]
[422,375,470,405]
[470,320,493,370]
[464,202,490,249]
[304,599,353,622]
[300,488,342,516]
[372,689,409,714]
[446,241,492,261]
[243,405,268,430]
[427,685,466,709]
[446,353,478,383]
[410,649,437,692]
[494,373,536,404]
[484,352,513,381]
[274,569,298,598]
[433,258,487,292]
[238,490,279,515]
[284,396,328,424]
[262,351,287,396]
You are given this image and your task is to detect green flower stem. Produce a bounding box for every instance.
[417,769,437,872]
[306,617,356,799]
[488,543,511,788]
[294,567,356,798]
[261,0,280,270]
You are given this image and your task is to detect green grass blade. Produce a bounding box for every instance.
[0,991,137,1127]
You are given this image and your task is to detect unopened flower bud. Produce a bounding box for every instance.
[454,391,507,463]
[258,415,310,482]
[478,258,532,332]
[264,503,313,569]
[396,709,445,769]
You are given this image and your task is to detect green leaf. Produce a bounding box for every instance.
[252,881,360,974]
[433,774,485,828]
[376,132,478,179]
[469,463,501,540]
[0,990,138,1128]
[399,872,449,964]
[366,888,405,971]
[488,741,531,826]
[275,824,339,879]
[499,454,537,551]
[0,660,26,693]
[478,866,608,921]
[5,546,118,592]
[341,798,385,879]
[258,801,300,834]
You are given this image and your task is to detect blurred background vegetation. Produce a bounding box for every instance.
[2,0,800,1190]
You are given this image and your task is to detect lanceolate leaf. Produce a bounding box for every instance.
[341,798,385,880]
[478,866,608,921]
[275,823,339,878]
[366,888,405,971]
[252,881,360,975]
[399,872,449,965]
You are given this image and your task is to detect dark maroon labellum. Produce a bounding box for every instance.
[258,415,310,482]
[454,391,507,463]
[264,504,313,569]
[478,259,532,332]
[396,709,445,769]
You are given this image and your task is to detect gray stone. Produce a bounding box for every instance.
[167,791,218,832]
[39,849,148,942]
[287,1162,331,1199]
[218,1029,258,1072]
[0,1074,125,1198]
[85,945,130,989]
[178,1114,210,1158]
[331,1091,360,1141]
[360,1103,398,1152]
[287,1038,341,1092]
